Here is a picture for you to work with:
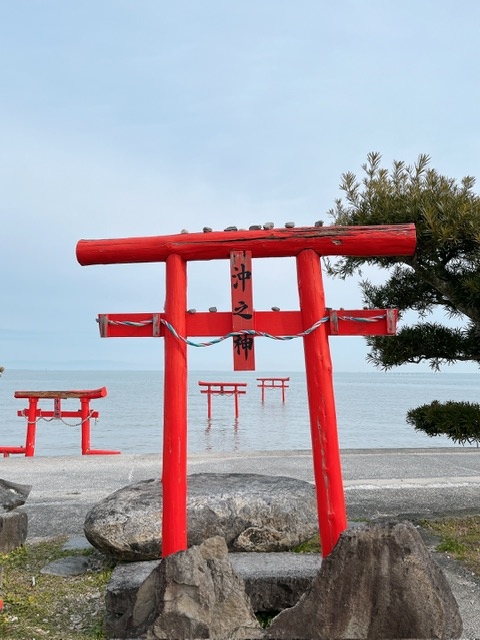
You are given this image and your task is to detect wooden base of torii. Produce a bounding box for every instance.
[77,223,416,558]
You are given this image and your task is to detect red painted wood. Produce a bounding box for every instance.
[198,382,248,390]
[162,253,188,557]
[76,224,416,265]
[198,381,247,418]
[25,397,38,457]
[98,313,166,338]
[0,446,27,457]
[14,387,107,399]
[17,410,100,419]
[296,249,347,557]
[80,397,91,454]
[230,251,255,371]
[98,308,398,339]
[84,449,120,455]
[256,377,290,402]
[11,390,119,456]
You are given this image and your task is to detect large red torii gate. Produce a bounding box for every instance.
[76,223,416,557]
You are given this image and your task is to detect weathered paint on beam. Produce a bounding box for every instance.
[14,387,107,399]
[76,224,416,265]
[97,309,398,338]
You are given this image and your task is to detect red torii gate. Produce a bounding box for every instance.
[198,381,247,419]
[76,223,416,557]
[257,377,290,403]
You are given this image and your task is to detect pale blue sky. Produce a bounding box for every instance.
[1,1,479,372]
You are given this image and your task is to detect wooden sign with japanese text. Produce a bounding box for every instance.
[230,250,254,370]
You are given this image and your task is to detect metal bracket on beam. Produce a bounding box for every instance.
[386,309,396,334]
[153,313,162,337]
[98,314,109,338]
[329,310,339,334]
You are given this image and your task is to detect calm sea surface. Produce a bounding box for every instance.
[0,369,478,456]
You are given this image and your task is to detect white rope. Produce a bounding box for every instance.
[20,410,98,428]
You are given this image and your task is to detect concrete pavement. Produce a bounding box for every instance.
[2,447,480,539]
[2,447,480,637]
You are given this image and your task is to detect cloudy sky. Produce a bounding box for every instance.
[1,1,479,372]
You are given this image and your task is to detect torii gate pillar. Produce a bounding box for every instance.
[163,253,188,553]
[297,249,346,549]
[77,223,416,557]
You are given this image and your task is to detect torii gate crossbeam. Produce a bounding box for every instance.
[76,223,416,557]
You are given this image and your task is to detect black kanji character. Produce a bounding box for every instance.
[233,334,254,359]
[233,300,253,320]
[231,263,252,292]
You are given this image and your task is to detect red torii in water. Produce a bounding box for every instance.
[76,223,416,557]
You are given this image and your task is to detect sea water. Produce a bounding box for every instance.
[0,369,478,456]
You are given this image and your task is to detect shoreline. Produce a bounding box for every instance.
[1,447,480,541]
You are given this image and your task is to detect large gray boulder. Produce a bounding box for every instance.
[84,473,317,561]
[266,521,463,640]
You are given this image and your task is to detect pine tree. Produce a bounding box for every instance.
[326,153,480,443]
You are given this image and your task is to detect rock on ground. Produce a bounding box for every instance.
[0,478,30,553]
[0,510,28,554]
[84,473,318,561]
[230,552,321,612]
[0,478,31,511]
[105,559,161,639]
[105,536,263,639]
[40,555,93,576]
[266,520,463,640]
[147,536,263,640]
[105,551,321,631]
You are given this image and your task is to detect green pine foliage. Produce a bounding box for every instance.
[326,152,480,371]
[326,153,480,444]
[407,400,480,446]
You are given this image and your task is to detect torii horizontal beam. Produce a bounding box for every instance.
[97,309,398,338]
[14,387,107,400]
[76,224,416,265]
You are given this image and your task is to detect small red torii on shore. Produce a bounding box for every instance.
[76,223,416,558]
[0,387,120,457]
